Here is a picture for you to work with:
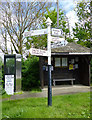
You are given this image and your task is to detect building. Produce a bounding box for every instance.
[39,42,92,88]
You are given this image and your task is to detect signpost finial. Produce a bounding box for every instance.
[46,17,52,26]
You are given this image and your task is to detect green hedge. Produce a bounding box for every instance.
[91,59,92,84]
[22,56,40,91]
[0,57,5,95]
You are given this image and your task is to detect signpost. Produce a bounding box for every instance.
[51,28,62,36]
[46,17,52,106]
[24,18,66,106]
[24,29,47,37]
[24,17,52,106]
[30,48,48,57]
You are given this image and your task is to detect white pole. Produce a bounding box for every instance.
[47,23,51,65]
[46,17,52,65]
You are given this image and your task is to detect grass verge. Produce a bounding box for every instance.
[2,92,90,118]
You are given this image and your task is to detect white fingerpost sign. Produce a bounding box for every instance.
[24,29,47,37]
[5,75,14,95]
[24,17,52,106]
[52,28,62,36]
[51,36,64,42]
[30,48,48,56]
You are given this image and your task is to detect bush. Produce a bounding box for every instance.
[22,56,40,91]
[91,59,92,84]
[0,57,5,95]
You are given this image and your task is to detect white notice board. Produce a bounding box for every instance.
[5,75,14,95]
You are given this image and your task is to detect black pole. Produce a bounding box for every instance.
[48,65,52,106]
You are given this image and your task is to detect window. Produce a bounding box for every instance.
[55,57,68,67]
[62,58,68,67]
[55,58,61,67]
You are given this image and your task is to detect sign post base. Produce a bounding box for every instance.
[48,65,52,106]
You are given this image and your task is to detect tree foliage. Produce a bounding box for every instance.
[0,57,2,82]
[73,0,92,48]
[0,2,52,55]
[43,9,71,39]
[25,9,71,51]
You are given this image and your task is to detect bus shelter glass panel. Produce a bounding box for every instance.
[5,58,15,74]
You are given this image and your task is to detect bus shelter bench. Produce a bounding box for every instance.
[53,78,75,86]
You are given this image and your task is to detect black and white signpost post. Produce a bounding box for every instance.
[46,18,52,106]
[24,17,64,106]
[24,17,52,106]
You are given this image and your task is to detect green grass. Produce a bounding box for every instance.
[2,92,90,118]
[2,93,11,99]
[29,88,42,93]
[2,91,23,99]
[14,91,24,95]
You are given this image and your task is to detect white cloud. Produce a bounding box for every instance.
[66,10,78,27]
[64,0,89,32]
[59,0,78,33]
[66,10,78,34]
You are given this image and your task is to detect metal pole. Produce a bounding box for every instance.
[48,65,52,106]
[46,17,52,106]
[57,0,59,28]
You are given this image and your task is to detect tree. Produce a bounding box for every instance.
[73,0,92,47]
[0,2,52,55]
[43,9,71,40]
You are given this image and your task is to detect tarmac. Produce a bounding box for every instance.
[1,85,90,101]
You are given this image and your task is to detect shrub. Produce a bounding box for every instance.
[22,56,40,91]
[0,57,5,95]
[91,59,92,84]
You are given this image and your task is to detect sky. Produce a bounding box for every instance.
[57,0,89,32]
[59,0,78,32]
[0,0,90,56]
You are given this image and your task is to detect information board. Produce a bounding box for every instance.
[5,75,14,95]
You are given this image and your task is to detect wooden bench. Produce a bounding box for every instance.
[53,78,75,86]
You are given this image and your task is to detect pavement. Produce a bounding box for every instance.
[1,85,90,101]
